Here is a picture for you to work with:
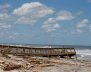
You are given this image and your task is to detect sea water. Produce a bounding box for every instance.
[75,47,91,61]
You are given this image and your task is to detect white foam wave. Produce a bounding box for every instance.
[76,49,91,56]
[76,49,91,61]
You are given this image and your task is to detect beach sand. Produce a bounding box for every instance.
[0,55,91,72]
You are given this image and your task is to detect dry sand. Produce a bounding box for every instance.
[0,54,91,72]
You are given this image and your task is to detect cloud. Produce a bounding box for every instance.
[76,19,89,28]
[43,18,57,25]
[15,17,37,24]
[13,2,54,25]
[72,19,89,34]
[0,23,12,30]
[76,28,83,33]
[0,2,88,35]
[13,2,54,16]
[76,11,83,16]
[8,33,20,39]
[42,10,74,32]
[42,18,60,32]
[72,28,84,34]
[88,0,91,3]
[0,13,10,20]
[0,4,11,13]
[0,5,11,31]
[56,10,74,21]
[0,4,10,9]
[0,13,12,30]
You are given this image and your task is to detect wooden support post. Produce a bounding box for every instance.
[74,48,77,60]
[29,49,30,56]
[48,48,50,57]
[66,49,70,59]
[15,48,18,55]
[30,48,32,56]
[23,48,25,56]
[35,49,36,56]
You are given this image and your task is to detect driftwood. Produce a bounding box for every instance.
[3,63,21,71]
[39,64,54,67]
[0,47,11,57]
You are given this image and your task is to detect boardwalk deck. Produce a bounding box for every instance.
[0,44,76,58]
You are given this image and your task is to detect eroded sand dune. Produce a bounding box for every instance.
[0,54,91,72]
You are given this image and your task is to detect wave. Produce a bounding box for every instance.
[76,49,91,56]
[76,49,91,61]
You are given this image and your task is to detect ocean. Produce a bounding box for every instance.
[75,47,91,61]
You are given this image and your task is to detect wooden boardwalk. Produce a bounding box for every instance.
[0,44,76,58]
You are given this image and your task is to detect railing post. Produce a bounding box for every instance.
[16,48,17,55]
[74,48,77,60]
[23,48,25,56]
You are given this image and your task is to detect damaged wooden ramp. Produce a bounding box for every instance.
[0,44,76,58]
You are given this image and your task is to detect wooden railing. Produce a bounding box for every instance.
[0,44,76,58]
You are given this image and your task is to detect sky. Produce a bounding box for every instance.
[0,0,91,45]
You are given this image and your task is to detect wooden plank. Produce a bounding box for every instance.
[0,44,76,58]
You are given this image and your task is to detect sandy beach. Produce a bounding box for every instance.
[0,54,91,72]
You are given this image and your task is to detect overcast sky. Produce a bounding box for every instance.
[0,0,91,45]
